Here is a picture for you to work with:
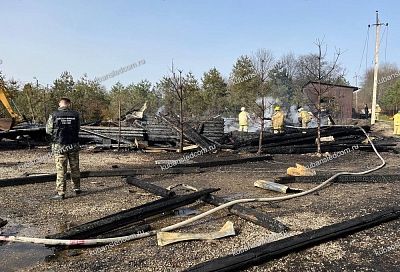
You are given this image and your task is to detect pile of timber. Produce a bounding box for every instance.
[144,117,179,144]
[79,116,225,147]
[79,126,145,144]
[191,118,225,142]
[155,115,219,149]
[0,125,47,142]
[222,126,397,154]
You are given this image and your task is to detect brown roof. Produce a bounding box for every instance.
[303,81,359,92]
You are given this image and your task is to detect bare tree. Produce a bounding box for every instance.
[168,62,185,153]
[252,49,274,154]
[302,39,343,154]
[280,53,298,79]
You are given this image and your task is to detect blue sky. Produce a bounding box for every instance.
[0,0,398,89]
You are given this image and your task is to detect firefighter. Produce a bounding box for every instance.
[298,108,311,128]
[238,107,249,132]
[46,98,81,200]
[393,110,400,135]
[271,106,284,134]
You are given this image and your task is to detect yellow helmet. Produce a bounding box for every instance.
[274,106,281,111]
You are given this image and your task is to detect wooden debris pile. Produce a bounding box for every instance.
[78,115,224,150]
[221,126,398,154]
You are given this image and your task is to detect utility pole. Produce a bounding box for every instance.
[370,11,388,125]
[118,94,121,151]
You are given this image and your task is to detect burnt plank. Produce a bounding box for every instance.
[186,207,400,272]
[125,177,288,232]
[203,194,289,232]
[46,188,219,240]
[126,176,176,198]
[0,167,202,187]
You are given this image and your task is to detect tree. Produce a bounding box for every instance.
[381,79,400,114]
[166,64,186,152]
[74,75,109,122]
[301,39,343,155]
[251,49,274,154]
[202,67,228,116]
[269,61,294,107]
[359,63,399,111]
[108,82,127,120]
[156,76,176,114]
[227,55,258,114]
[184,72,204,117]
[125,80,161,116]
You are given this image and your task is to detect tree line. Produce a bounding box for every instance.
[1,47,398,124]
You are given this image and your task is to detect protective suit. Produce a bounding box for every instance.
[393,111,400,135]
[239,107,249,132]
[272,106,284,133]
[298,109,311,128]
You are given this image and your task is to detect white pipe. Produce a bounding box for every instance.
[0,126,385,246]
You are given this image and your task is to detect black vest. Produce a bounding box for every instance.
[52,109,80,145]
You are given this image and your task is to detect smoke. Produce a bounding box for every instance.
[288,105,299,124]
[156,106,165,115]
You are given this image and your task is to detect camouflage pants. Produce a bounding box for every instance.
[55,151,80,195]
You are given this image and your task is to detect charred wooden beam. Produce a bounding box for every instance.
[80,127,133,144]
[243,144,393,154]
[0,167,202,188]
[183,155,273,169]
[202,194,289,232]
[233,126,369,149]
[47,188,219,240]
[126,176,176,197]
[125,177,288,232]
[158,115,214,150]
[186,207,400,272]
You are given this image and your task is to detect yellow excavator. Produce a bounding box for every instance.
[0,84,25,131]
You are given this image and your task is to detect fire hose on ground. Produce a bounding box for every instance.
[0,126,386,246]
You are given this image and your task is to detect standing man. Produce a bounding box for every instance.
[271,106,284,134]
[393,110,400,136]
[298,108,311,128]
[238,107,249,132]
[364,104,369,119]
[46,98,81,200]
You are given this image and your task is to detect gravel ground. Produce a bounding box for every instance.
[0,145,399,272]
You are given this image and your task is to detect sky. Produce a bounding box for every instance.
[0,0,398,89]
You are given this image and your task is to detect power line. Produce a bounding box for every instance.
[357,26,370,74]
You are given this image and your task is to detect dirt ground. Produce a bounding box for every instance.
[0,142,399,272]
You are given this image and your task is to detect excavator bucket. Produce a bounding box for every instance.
[0,118,14,131]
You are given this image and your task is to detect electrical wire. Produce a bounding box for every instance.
[0,126,386,246]
[358,26,371,75]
